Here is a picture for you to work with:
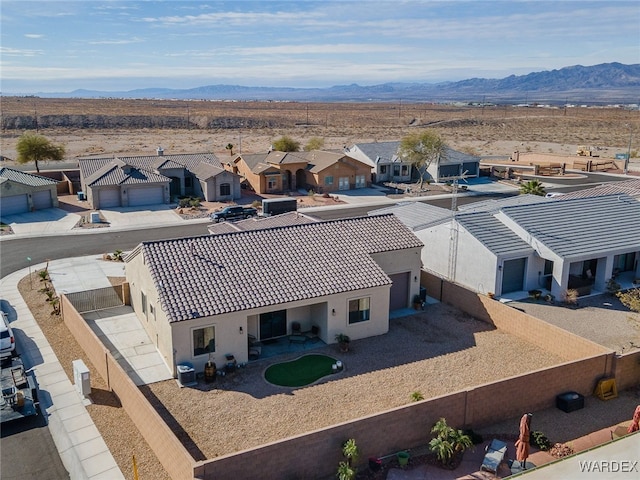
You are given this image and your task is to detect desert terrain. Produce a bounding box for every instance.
[1,97,639,163]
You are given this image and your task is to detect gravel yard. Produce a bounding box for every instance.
[144,303,564,460]
[506,294,640,354]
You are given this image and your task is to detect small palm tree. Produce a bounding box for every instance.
[225,143,234,156]
[519,179,546,196]
[429,436,455,465]
[342,438,359,466]
[429,418,472,466]
[336,461,355,480]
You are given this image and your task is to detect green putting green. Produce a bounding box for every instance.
[265,354,338,387]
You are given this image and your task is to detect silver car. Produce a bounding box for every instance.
[0,310,16,360]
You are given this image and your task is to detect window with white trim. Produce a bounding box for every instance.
[193,326,216,357]
[348,297,370,324]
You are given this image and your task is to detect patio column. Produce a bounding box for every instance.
[551,261,569,299]
[595,256,614,292]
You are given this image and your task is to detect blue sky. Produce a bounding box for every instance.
[1,0,639,93]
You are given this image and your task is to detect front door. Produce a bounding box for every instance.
[259,310,287,340]
[501,258,526,294]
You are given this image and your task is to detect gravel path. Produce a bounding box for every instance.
[507,293,640,354]
[145,303,563,460]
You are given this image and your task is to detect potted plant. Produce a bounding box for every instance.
[413,294,423,310]
[428,418,473,468]
[335,333,350,352]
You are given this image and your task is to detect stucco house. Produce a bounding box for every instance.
[372,194,640,300]
[233,150,371,194]
[425,147,480,183]
[124,214,423,373]
[78,150,240,209]
[0,166,59,217]
[344,141,412,183]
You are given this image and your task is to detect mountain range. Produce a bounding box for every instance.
[25,62,640,104]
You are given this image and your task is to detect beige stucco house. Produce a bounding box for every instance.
[79,150,241,209]
[124,215,423,374]
[0,166,59,217]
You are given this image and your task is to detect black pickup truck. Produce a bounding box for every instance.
[210,206,258,223]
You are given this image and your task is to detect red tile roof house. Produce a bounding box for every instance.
[124,214,423,374]
[78,150,241,209]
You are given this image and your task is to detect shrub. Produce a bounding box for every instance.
[429,418,472,466]
[410,391,424,402]
[531,431,552,451]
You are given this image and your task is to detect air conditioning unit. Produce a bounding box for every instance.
[176,364,196,387]
[72,359,91,397]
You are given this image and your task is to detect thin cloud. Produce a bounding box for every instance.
[0,46,44,56]
[24,34,44,39]
[89,37,144,45]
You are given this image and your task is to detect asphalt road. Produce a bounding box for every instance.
[1,406,70,480]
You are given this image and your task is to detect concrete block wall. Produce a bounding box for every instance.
[423,271,610,362]
[615,350,640,390]
[61,295,195,479]
[106,355,195,479]
[195,392,467,479]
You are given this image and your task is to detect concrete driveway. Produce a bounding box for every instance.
[2,208,81,235]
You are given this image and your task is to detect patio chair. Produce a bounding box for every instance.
[291,322,301,335]
[481,439,507,473]
[306,325,320,341]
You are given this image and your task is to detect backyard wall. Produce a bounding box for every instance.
[61,295,195,480]
[61,282,631,480]
[614,350,640,391]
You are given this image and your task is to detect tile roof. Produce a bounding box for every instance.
[137,215,423,322]
[79,153,223,185]
[553,179,640,200]
[0,167,58,187]
[207,211,319,235]
[84,159,170,186]
[497,194,640,258]
[369,202,452,230]
[457,194,550,213]
[348,142,401,164]
[440,147,480,166]
[456,212,533,256]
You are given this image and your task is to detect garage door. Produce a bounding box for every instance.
[99,188,121,208]
[389,272,410,311]
[0,194,29,216]
[128,186,164,207]
[33,190,52,210]
[501,258,526,294]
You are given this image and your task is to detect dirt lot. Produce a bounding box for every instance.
[2,98,639,163]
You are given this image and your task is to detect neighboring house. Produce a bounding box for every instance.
[425,147,480,183]
[78,149,240,209]
[207,211,319,235]
[344,141,412,183]
[125,215,423,373]
[553,178,640,200]
[372,194,640,300]
[233,150,371,194]
[0,167,59,217]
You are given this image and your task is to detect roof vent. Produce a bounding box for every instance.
[157,146,164,156]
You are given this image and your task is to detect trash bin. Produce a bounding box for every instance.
[177,364,196,386]
[419,286,427,302]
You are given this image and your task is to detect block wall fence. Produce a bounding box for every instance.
[61,272,639,479]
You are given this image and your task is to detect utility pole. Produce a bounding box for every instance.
[624,126,632,175]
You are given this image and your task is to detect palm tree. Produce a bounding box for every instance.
[519,179,546,196]
[16,133,65,173]
[225,143,234,156]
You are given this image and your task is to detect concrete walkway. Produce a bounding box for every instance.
[1,265,124,480]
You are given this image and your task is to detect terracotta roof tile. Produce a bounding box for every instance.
[138,215,422,322]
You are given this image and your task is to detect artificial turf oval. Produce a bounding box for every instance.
[264,354,338,387]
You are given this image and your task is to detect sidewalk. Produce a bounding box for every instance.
[1,265,125,480]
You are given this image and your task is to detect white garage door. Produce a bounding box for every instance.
[0,194,29,216]
[99,188,121,208]
[33,190,52,210]
[128,186,164,207]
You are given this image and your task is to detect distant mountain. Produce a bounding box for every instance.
[25,63,640,104]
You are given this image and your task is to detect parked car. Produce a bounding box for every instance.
[210,206,258,223]
[0,311,15,361]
